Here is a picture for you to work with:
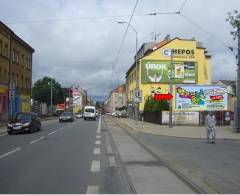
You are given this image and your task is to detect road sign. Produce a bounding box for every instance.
[154,93,173,100]
[134,89,142,103]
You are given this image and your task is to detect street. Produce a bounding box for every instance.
[0,117,125,194]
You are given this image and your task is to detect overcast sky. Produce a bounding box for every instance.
[0,0,239,97]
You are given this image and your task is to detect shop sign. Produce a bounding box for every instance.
[176,85,228,111]
[162,111,199,125]
[162,48,195,59]
[141,60,196,84]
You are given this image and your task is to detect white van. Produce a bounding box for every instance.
[84,106,96,120]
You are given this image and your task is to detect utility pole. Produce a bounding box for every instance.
[135,31,138,125]
[50,78,53,117]
[169,50,173,128]
[235,26,240,132]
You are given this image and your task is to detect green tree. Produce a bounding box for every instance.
[226,10,240,40]
[32,76,67,105]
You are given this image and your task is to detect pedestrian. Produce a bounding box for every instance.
[205,111,216,144]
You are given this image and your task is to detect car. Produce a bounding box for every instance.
[119,110,128,118]
[7,112,42,134]
[59,112,74,122]
[84,106,96,120]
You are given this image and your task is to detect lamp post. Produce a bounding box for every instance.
[118,21,139,125]
[48,78,53,117]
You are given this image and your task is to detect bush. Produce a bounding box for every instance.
[144,95,169,112]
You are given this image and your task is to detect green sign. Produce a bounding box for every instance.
[141,60,196,84]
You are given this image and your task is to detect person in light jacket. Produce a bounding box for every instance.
[205,111,216,144]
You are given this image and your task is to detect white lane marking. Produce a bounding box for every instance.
[0,133,7,137]
[95,140,101,145]
[109,156,117,167]
[97,117,101,133]
[40,136,45,139]
[93,147,101,155]
[96,135,101,139]
[48,131,57,135]
[30,139,40,144]
[0,147,21,159]
[90,160,100,172]
[86,185,99,194]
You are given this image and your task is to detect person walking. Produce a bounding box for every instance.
[205,111,216,144]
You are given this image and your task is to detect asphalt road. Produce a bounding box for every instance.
[0,117,124,194]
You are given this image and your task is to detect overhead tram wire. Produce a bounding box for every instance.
[179,13,237,56]
[109,0,139,92]
[178,0,188,13]
[4,11,179,24]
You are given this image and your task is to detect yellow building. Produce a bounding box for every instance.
[126,37,211,116]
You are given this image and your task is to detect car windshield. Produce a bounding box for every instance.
[85,109,94,113]
[15,113,31,121]
[61,112,72,116]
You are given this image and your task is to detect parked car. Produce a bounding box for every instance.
[7,112,42,134]
[59,112,74,122]
[84,106,96,120]
[119,110,128,118]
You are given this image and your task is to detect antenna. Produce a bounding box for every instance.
[151,32,161,42]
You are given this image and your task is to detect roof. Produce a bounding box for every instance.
[0,21,35,52]
[217,80,236,85]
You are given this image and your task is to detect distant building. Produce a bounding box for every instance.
[0,21,34,121]
[108,84,127,113]
[72,87,87,113]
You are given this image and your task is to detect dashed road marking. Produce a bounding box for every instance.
[0,133,7,137]
[93,147,101,155]
[40,136,45,139]
[109,156,117,167]
[95,140,101,145]
[30,139,40,144]
[48,130,57,135]
[86,185,99,194]
[90,160,100,172]
[0,147,21,159]
[96,135,101,139]
[97,117,101,133]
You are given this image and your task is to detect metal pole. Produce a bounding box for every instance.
[51,78,53,116]
[135,30,138,125]
[169,50,173,128]
[235,26,240,132]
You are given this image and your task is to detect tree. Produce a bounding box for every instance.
[226,10,240,40]
[32,76,67,105]
[144,95,169,112]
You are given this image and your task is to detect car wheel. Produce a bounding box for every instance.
[29,127,34,134]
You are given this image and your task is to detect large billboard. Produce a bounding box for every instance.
[141,60,196,84]
[176,85,228,111]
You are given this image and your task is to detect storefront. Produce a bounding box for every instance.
[21,95,31,112]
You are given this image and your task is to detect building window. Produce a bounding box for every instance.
[16,51,19,63]
[12,49,16,61]
[21,76,23,88]
[16,74,18,87]
[2,96,6,112]
[4,44,8,58]
[4,70,7,82]
[21,54,24,67]
[25,57,28,68]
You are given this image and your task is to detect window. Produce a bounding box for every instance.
[12,49,16,61]
[4,44,8,57]
[16,74,18,87]
[2,96,6,112]
[16,51,19,63]
[25,57,28,68]
[21,76,23,88]
[21,54,24,66]
[4,70,7,82]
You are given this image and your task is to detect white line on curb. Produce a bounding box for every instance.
[48,131,57,135]
[30,139,40,144]
[86,185,99,194]
[93,147,101,155]
[90,160,100,172]
[0,147,21,159]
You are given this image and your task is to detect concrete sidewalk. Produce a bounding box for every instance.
[115,117,240,140]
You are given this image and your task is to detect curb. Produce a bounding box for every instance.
[116,119,240,140]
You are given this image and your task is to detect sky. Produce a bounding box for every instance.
[0,0,239,98]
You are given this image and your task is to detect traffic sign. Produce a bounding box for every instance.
[134,89,142,103]
[154,93,173,100]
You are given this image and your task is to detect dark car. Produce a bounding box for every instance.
[59,112,74,122]
[7,112,42,134]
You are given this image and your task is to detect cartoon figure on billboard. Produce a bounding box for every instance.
[176,87,205,105]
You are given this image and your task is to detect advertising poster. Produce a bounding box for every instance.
[141,60,196,84]
[162,111,199,125]
[176,85,228,111]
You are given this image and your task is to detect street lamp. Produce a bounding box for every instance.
[118,21,139,125]
[48,78,53,117]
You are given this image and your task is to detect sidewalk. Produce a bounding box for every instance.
[115,117,240,140]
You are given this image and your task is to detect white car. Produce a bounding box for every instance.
[84,106,96,120]
[76,113,83,118]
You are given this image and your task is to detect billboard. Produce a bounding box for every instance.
[162,111,199,125]
[141,60,196,84]
[176,85,228,111]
